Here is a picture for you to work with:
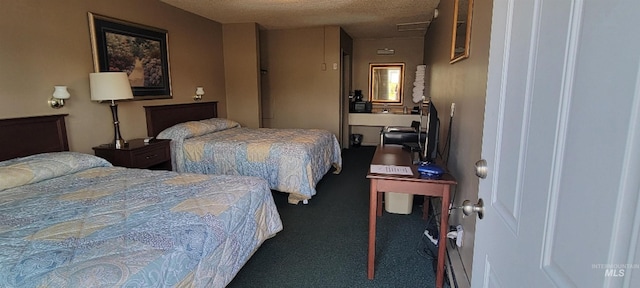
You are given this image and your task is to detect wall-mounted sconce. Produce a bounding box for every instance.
[194,87,205,101]
[49,86,70,108]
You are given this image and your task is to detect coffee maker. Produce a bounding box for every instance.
[353,90,363,102]
[349,90,372,113]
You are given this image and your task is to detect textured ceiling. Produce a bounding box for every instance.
[160,0,441,39]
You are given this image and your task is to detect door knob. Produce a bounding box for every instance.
[461,198,484,219]
[475,159,488,179]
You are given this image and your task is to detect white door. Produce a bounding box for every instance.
[471,0,640,287]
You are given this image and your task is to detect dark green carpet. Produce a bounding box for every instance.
[227,146,438,288]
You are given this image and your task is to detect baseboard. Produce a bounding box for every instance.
[445,241,471,288]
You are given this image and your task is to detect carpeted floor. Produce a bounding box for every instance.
[227,146,440,288]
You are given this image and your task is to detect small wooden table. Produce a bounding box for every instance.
[366,145,457,288]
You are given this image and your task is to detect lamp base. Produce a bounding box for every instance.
[109,101,127,149]
[114,139,127,149]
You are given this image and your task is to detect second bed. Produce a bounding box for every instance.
[144,102,342,204]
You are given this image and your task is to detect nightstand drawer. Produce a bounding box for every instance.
[93,139,172,170]
[131,145,170,168]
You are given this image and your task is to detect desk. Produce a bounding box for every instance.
[366,145,456,288]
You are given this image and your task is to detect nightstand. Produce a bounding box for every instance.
[93,138,172,170]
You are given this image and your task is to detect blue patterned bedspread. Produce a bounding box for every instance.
[158,119,342,204]
[0,152,282,287]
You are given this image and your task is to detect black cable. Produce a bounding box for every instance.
[445,115,453,166]
[438,111,453,166]
[449,185,458,218]
[417,210,440,252]
[446,119,453,162]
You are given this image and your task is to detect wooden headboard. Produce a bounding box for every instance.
[143,102,218,137]
[0,114,69,161]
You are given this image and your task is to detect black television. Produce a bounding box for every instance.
[421,101,439,162]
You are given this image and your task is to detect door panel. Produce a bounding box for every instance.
[472,0,640,287]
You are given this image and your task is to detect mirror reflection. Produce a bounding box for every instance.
[369,63,405,104]
[451,0,474,63]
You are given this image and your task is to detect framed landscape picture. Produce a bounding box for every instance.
[88,12,172,100]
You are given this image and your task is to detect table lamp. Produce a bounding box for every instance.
[89,72,134,149]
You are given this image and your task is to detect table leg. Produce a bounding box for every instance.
[368,179,378,279]
[435,186,451,288]
[376,191,383,216]
[422,196,431,220]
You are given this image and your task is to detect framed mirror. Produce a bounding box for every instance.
[450,0,474,63]
[369,63,405,105]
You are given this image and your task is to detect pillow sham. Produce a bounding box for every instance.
[157,118,241,141]
[0,152,112,191]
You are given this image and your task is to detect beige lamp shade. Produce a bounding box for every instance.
[89,72,134,101]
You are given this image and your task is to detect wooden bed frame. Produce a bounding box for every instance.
[144,102,218,137]
[0,114,69,161]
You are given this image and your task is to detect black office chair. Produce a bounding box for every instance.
[381,122,424,146]
[411,120,420,132]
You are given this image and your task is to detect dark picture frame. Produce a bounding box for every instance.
[88,12,172,100]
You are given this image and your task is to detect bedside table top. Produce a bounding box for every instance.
[93,138,170,151]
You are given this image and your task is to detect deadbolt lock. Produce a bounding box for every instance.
[475,159,488,179]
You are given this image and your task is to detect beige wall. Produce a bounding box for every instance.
[351,37,424,145]
[0,0,226,154]
[260,26,342,138]
[223,23,262,128]
[422,0,493,284]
